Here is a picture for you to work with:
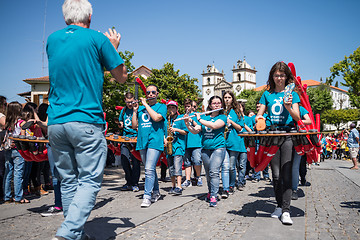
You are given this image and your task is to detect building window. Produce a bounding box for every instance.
[207,77,210,85]
[238,74,241,81]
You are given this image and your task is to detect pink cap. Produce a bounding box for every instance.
[166,100,178,107]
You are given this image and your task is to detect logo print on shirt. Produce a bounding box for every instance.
[271,98,283,115]
[142,112,150,122]
[65,31,74,34]
[125,117,132,127]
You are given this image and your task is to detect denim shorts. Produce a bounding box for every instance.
[167,155,183,176]
[184,148,202,168]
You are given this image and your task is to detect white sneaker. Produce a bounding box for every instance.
[141,198,151,208]
[281,212,293,225]
[151,192,161,203]
[271,207,282,218]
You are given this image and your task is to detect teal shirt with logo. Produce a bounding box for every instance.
[47,25,124,125]
[136,103,167,151]
[259,90,300,126]
[200,114,227,150]
[119,108,137,137]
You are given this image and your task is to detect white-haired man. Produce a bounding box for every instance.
[47,0,127,239]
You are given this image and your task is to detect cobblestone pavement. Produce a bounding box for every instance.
[0,158,359,240]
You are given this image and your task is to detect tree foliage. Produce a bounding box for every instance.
[307,84,333,115]
[329,46,360,108]
[237,89,264,115]
[144,63,201,114]
[322,109,360,130]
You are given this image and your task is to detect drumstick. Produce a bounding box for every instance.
[174,108,223,122]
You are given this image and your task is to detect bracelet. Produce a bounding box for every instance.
[197,118,201,122]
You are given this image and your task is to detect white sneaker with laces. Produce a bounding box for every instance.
[271,207,282,218]
[141,198,151,208]
[281,212,293,225]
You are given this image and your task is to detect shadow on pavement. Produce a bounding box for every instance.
[249,186,274,198]
[228,199,305,218]
[340,201,360,212]
[93,197,115,210]
[85,217,135,240]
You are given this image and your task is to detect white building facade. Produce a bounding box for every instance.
[202,59,256,108]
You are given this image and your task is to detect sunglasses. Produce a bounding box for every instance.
[146,91,157,95]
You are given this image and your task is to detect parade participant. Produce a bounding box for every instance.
[119,92,141,192]
[221,91,246,198]
[0,96,7,202]
[236,101,253,190]
[47,1,127,239]
[256,61,300,225]
[182,99,203,187]
[3,102,29,204]
[251,101,271,183]
[291,106,312,200]
[132,85,167,208]
[346,123,359,170]
[184,96,226,207]
[165,100,188,195]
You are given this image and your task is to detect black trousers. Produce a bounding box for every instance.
[270,136,293,213]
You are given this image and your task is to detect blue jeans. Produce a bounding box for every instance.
[121,143,140,186]
[253,164,270,180]
[47,145,62,208]
[139,148,161,200]
[202,148,226,197]
[49,122,107,240]
[4,149,25,201]
[292,152,301,191]
[236,152,247,186]
[222,150,239,191]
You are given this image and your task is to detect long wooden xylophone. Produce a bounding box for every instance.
[9,135,49,162]
[105,133,141,160]
[239,130,320,172]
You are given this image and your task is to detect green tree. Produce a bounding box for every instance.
[144,63,201,113]
[103,51,135,131]
[307,84,333,115]
[322,109,360,130]
[237,89,264,114]
[329,46,360,108]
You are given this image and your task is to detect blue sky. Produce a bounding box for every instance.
[1,0,359,103]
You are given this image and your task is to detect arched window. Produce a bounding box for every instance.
[238,74,241,81]
[207,77,210,85]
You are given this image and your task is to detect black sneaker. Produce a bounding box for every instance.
[300,179,306,186]
[229,187,235,195]
[291,190,298,200]
[120,184,132,191]
[221,190,229,199]
[40,206,63,217]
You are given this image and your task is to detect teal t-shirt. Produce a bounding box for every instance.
[200,114,227,150]
[226,109,246,152]
[165,115,188,156]
[299,106,309,118]
[119,108,137,137]
[259,90,300,126]
[47,25,124,125]
[136,103,167,151]
[186,115,202,149]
